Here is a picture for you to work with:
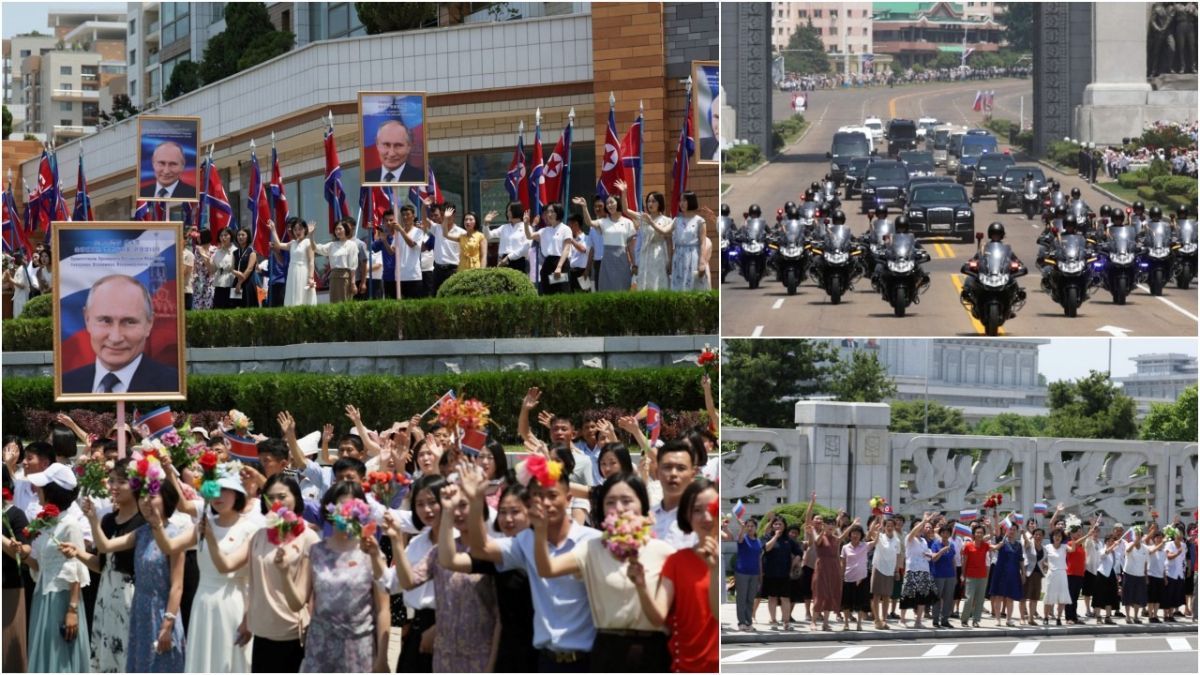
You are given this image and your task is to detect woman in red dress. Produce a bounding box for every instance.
[804,492,843,631]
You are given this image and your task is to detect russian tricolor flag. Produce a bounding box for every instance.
[972,90,984,112]
[999,515,1013,532]
[133,406,175,438]
[1122,528,1136,543]
[1033,502,1049,516]
[954,522,973,537]
[732,500,747,522]
[224,433,260,463]
[57,228,180,374]
[1011,512,1024,525]
[959,508,978,522]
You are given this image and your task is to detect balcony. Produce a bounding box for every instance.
[53,124,97,138]
[51,88,100,101]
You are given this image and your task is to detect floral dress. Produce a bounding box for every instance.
[192,246,215,310]
[410,539,498,672]
[301,541,377,673]
[127,523,186,673]
[636,214,672,291]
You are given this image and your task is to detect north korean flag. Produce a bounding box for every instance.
[596,106,625,199]
[203,160,234,244]
[269,145,290,238]
[27,151,56,231]
[528,121,545,220]
[669,91,696,217]
[72,154,94,222]
[542,120,572,208]
[409,166,443,209]
[247,148,272,257]
[505,129,527,209]
[2,183,28,256]
[133,406,176,438]
[620,113,643,209]
[324,125,352,235]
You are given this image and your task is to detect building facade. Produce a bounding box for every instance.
[1115,353,1198,403]
[872,1,1003,68]
[771,2,875,73]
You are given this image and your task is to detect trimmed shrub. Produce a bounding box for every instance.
[723,144,762,173]
[1118,169,1150,189]
[1046,140,1079,169]
[19,294,53,319]
[756,501,841,534]
[1138,185,1159,202]
[2,368,711,442]
[1161,176,1195,197]
[3,291,719,351]
[437,267,536,298]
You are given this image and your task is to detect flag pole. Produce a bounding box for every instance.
[636,99,644,212]
[564,108,574,209]
[268,132,278,304]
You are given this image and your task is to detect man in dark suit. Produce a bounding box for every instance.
[364,120,425,183]
[61,274,179,394]
[139,141,197,199]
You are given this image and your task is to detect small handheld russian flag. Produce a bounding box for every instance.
[1033,502,1049,516]
[133,406,175,439]
[959,508,978,522]
[999,515,1013,532]
[732,500,747,522]
[224,433,260,463]
[460,427,488,458]
[1122,528,1136,543]
[1011,512,1025,525]
[954,522,973,537]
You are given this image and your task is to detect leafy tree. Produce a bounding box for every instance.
[973,412,1047,438]
[722,339,839,428]
[98,94,140,125]
[163,60,201,101]
[782,22,830,75]
[829,350,897,403]
[889,400,969,435]
[355,2,438,33]
[2,105,11,139]
[931,52,961,70]
[997,2,1034,52]
[200,3,294,85]
[1140,386,1198,442]
[1044,370,1138,439]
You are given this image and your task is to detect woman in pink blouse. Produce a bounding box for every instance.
[840,523,871,631]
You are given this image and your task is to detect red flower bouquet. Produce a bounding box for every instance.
[265,502,307,546]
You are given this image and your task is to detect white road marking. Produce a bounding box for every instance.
[825,647,871,660]
[1095,325,1132,337]
[1010,641,1040,655]
[1135,284,1200,322]
[721,648,1193,667]
[1094,639,1117,653]
[772,298,784,310]
[1166,637,1192,651]
[923,644,957,657]
[751,325,764,337]
[722,648,775,663]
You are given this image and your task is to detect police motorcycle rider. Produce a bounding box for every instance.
[1129,200,1149,227]
[960,221,1028,314]
[872,213,932,293]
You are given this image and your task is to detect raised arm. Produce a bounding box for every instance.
[145,498,195,558]
[273,546,312,613]
[345,405,382,457]
[615,180,644,225]
[522,212,540,242]
[268,220,286,251]
[462,462,503,564]
[571,197,597,229]
[82,498,137,554]
[437,481,475,573]
[907,512,930,543]
[278,411,307,471]
[517,387,542,443]
[54,413,90,445]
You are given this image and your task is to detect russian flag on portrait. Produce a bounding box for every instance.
[57,228,179,373]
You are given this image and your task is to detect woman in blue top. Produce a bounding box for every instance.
[986,514,1026,627]
[732,517,763,631]
[929,524,958,628]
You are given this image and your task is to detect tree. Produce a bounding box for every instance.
[1140,386,1198,442]
[2,105,11,139]
[98,94,140,125]
[163,60,201,101]
[200,3,294,85]
[973,413,1047,438]
[829,350,897,403]
[889,400,969,435]
[931,52,961,70]
[723,340,840,428]
[1044,370,1138,439]
[997,2,1034,52]
[781,22,830,75]
[355,2,438,33]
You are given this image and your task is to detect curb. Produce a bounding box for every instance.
[720,620,1198,644]
[729,122,815,184]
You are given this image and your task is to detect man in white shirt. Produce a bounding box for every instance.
[489,202,532,275]
[395,205,428,298]
[427,202,462,294]
[649,440,699,549]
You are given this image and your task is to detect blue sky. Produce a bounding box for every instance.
[3,2,125,39]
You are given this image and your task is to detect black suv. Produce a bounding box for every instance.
[860,159,910,213]
[905,182,975,242]
[827,131,872,184]
[970,152,1016,200]
[843,156,874,199]
[886,119,918,156]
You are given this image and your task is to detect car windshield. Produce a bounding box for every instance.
[866,122,882,130]
[907,160,935,172]
[961,138,997,158]
[849,158,871,173]
[832,135,870,156]
[1003,169,1044,184]
[890,125,917,139]
[900,152,934,164]
[978,157,1013,172]
[911,185,967,203]
[866,164,908,182]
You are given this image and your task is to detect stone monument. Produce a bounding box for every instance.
[720,2,773,155]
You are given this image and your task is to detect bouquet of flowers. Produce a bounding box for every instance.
[869,495,893,516]
[601,511,654,562]
[129,442,168,498]
[515,455,563,488]
[23,504,61,541]
[157,421,205,472]
[227,409,253,436]
[325,499,375,540]
[265,502,307,546]
[363,471,412,507]
[437,397,491,433]
[197,451,222,500]
[74,457,111,499]
[1163,525,1180,540]
[697,345,719,380]
[1064,513,1082,532]
[983,493,1004,510]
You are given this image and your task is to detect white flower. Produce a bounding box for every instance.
[1064,514,1082,530]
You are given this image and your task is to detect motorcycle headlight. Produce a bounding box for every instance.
[782,245,803,257]
[888,259,915,273]
[1059,260,1085,274]
[980,272,1010,287]
[825,250,849,264]
[1111,252,1134,265]
[743,242,764,254]
[1150,246,1170,258]
[957,210,973,218]
[1182,243,1197,254]
[720,239,729,250]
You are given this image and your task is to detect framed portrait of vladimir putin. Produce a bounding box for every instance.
[692,60,720,165]
[53,222,187,403]
[137,116,201,202]
[359,91,429,187]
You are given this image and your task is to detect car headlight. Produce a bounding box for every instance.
[980,272,1010,287]
[1150,246,1170,258]
[908,211,925,219]
[743,242,764,254]
[864,187,876,194]
[1110,251,1134,265]
[888,259,915,273]
[957,210,973,218]
[1182,243,1197,254]
[825,250,849,264]
[1059,260,1085,274]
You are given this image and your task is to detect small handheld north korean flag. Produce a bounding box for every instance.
[959,508,978,522]
[132,406,175,438]
[224,433,260,463]
[636,402,662,444]
[460,427,488,458]
[1033,502,1049,516]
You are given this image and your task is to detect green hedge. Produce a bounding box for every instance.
[1,368,711,442]
[1046,140,1080,169]
[437,267,536,298]
[20,294,52,319]
[722,144,762,173]
[2,290,718,351]
[771,114,808,153]
[1118,169,1150,189]
[1138,185,1159,202]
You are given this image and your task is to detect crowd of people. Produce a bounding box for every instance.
[777,65,1029,92]
[727,494,1197,633]
[1,377,721,673]
[1096,121,1200,181]
[2,245,53,319]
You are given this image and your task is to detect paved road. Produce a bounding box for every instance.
[721,633,1198,672]
[722,80,1199,337]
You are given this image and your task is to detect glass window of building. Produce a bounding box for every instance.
[60,101,73,112]
[60,65,72,75]
[61,83,72,90]
[210,3,225,24]
[129,18,136,34]
[129,48,137,64]
[329,3,350,38]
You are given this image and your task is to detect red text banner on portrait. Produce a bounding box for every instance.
[52,221,187,408]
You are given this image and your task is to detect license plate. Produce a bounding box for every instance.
[931,222,950,230]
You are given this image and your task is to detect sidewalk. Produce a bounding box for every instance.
[719,601,1198,644]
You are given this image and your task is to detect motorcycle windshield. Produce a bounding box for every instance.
[981,242,1012,276]
[1178,220,1197,244]
[822,181,836,195]
[1109,226,1134,252]
[1059,234,1085,260]
[827,225,853,251]
[1148,221,1171,248]
[783,220,804,244]
[800,203,818,220]
[890,233,915,260]
[745,218,767,242]
[873,220,894,245]
[1050,193,1066,208]
[718,217,733,240]
[1070,202,1088,220]
[1024,182,1040,196]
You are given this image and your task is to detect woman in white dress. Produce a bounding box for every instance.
[670,193,715,291]
[186,464,257,673]
[1042,528,1072,624]
[269,218,317,307]
[614,179,672,291]
[574,195,636,291]
[313,218,359,303]
[3,251,32,317]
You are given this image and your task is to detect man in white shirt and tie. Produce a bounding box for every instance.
[141,141,195,199]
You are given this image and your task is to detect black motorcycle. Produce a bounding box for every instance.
[737,217,770,289]
[960,236,1028,336]
[1042,233,1098,317]
[774,218,809,295]
[1139,220,1176,296]
[1098,225,1139,305]
[719,215,735,284]
[1021,181,1043,220]
[861,216,895,283]
[877,232,931,317]
[1174,218,1197,290]
[806,223,863,304]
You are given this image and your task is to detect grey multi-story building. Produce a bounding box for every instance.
[1115,353,1198,404]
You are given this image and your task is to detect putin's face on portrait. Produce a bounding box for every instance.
[84,276,154,372]
[152,142,186,188]
[376,121,413,172]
